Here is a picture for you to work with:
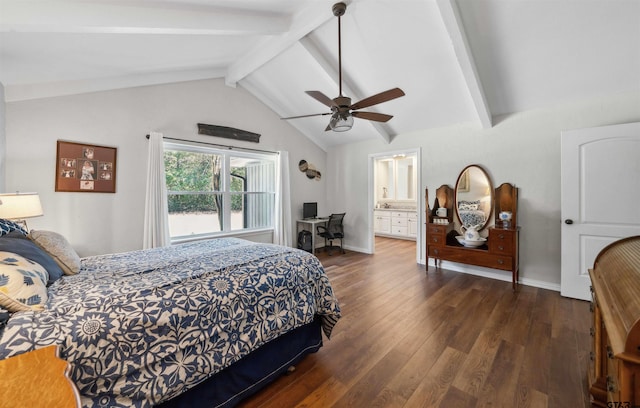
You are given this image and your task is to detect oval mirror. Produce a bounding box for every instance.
[455,164,493,231]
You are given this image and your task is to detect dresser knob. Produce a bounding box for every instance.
[589,351,594,361]
[606,346,614,359]
[434,249,439,255]
[589,327,594,337]
[606,375,616,392]
[498,245,504,251]
[497,259,504,265]
[498,234,505,239]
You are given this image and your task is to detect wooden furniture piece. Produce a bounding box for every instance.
[426,181,520,290]
[0,345,80,408]
[588,236,640,408]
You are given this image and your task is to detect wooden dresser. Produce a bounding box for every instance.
[588,236,640,407]
[426,181,520,290]
[427,225,520,290]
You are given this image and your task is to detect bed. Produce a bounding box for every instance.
[0,225,341,408]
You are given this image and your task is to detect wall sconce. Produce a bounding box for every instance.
[0,192,43,231]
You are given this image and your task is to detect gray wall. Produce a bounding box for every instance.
[4,79,327,256]
[325,91,640,290]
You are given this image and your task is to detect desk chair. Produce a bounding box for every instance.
[317,213,345,255]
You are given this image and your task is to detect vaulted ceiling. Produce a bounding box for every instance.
[1,0,639,150]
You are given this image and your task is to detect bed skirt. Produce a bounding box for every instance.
[157,317,323,407]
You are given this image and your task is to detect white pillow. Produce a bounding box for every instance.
[29,230,81,275]
[0,252,49,312]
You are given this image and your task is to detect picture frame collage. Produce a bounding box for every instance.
[55,140,117,193]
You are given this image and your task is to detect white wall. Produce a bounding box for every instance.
[326,91,640,289]
[4,79,327,256]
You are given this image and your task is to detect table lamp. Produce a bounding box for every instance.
[0,192,43,231]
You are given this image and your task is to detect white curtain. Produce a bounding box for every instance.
[273,151,292,247]
[143,132,171,248]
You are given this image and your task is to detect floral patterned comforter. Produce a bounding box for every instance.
[0,238,341,407]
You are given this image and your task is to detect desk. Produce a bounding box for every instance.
[296,218,328,255]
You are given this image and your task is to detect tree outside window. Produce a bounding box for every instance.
[164,145,275,239]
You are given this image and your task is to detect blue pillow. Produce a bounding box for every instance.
[0,219,28,237]
[0,232,64,285]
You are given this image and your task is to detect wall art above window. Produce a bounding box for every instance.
[55,140,117,193]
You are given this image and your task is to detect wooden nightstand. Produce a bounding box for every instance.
[0,345,80,408]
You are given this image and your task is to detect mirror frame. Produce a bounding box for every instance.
[454,164,494,231]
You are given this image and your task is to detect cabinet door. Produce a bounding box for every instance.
[374,215,391,233]
[408,218,417,237]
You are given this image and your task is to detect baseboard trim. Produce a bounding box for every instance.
[419,258,560,292]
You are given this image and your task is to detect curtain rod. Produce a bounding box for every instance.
[145,134,278,155]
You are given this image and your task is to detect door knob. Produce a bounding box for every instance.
[565,219,574,225]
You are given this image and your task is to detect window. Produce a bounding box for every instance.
[164,142,276,239]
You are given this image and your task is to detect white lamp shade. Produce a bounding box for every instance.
[0,193,44,219]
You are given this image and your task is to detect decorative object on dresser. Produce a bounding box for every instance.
[425,164,520,290]
[588,236,640,408]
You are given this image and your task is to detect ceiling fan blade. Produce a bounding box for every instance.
[281,112,332,120]
[350,88,405,111]
[306,91,338,108]
[351,111,393,122]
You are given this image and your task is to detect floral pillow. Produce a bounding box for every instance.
[0,252,49,312]
[0,219,28,237]
[0,231,64,285]
[458,200,480,211]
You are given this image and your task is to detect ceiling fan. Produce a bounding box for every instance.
[281,2,405,132]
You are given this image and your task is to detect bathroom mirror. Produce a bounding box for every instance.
[455,164,493,230]
[395,157,415,200]
[374,155,416,202]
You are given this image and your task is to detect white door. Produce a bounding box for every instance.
[561,122,640,300]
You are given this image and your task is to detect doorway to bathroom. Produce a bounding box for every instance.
[368,148,421,263]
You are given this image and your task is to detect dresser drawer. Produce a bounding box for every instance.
[429,246,512,270]
[489,228,515,254]
[427,224,449,235]
[392,217,408,226]
[428,234,446,246]
[392,226,408,235]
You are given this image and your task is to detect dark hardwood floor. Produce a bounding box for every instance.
[241,237,591,407]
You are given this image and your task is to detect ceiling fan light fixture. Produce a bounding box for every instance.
[329,113,353,132]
